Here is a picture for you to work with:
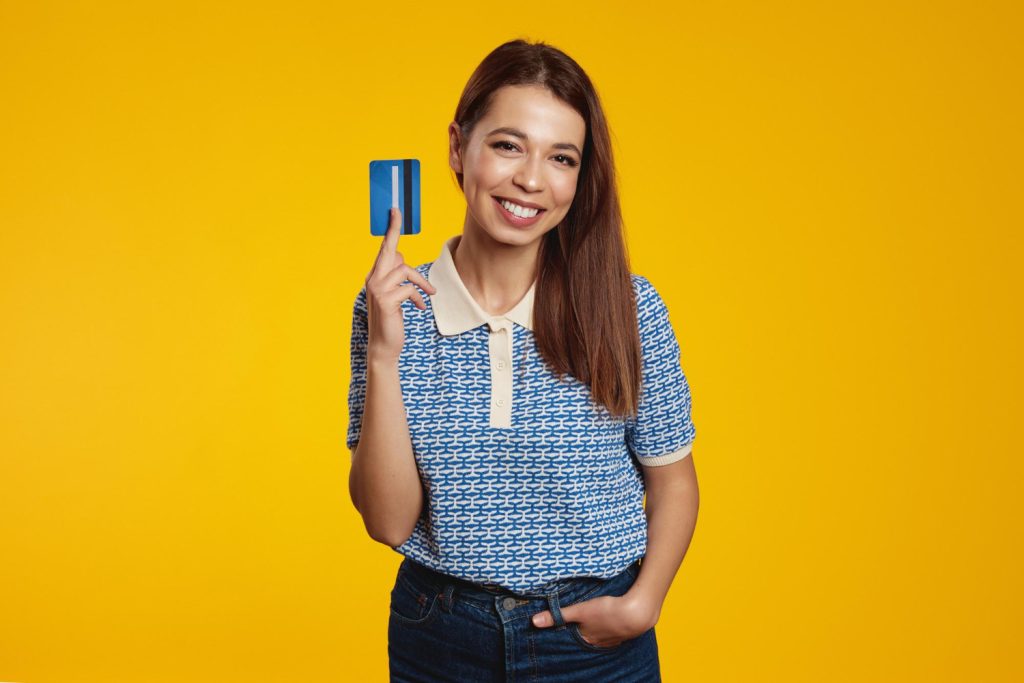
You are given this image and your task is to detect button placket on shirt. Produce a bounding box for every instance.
[487,317,514,428]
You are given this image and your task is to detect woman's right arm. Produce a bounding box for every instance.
[348,207,437,547]
[349,355,421,546]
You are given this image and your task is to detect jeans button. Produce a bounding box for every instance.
[502,597,517,611]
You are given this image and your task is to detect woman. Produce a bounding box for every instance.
[348,39,700,682]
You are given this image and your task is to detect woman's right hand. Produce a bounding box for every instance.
[365,207,437,364]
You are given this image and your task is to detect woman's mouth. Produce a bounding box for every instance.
[493,196,546,228]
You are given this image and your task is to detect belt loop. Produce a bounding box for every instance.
[441,581,455,613]
[545,591,566,628]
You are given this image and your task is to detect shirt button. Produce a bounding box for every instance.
[502,597,517,611]
[496,360,506,370]
[496,398,505,407]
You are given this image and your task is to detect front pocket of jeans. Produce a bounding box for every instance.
[389,573,442,627]
[568,622,631,651]
[563,565,640,652]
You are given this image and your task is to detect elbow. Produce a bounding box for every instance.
[372,529,412,549]
[348,444,423,547]
[358,492,420,547]
[367,520,414,548]
[348,467,363,514]
[364,501,421,547]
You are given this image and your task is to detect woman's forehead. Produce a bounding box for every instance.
[477,85,585,146]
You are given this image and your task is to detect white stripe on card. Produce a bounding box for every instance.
[391,165,399,208]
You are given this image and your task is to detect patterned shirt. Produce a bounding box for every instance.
[347,234,697,593]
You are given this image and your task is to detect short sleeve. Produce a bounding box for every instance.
[625,276,697,467]
[346,285,369,453]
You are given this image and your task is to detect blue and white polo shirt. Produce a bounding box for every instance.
[347,234,696,593]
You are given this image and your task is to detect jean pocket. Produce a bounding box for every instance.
[389,570,443,627]
[564,563,641,652]
[568,622,646,652]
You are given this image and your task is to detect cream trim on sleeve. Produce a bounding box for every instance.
[635,441,693,467]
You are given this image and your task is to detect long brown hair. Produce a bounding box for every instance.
[451,39,642,419]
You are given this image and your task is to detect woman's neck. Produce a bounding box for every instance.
[451,230,539,318]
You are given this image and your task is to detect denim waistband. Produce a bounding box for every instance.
[400,557,641,602]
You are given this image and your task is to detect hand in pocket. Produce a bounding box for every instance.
[533,594,655,649]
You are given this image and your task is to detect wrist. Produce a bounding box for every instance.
[623,588,662,630]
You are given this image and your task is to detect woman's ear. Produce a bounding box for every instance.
[448,122,464,174]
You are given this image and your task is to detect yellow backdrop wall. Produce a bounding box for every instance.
[1,1,1020,681]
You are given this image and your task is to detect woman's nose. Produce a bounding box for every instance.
[513,161,544,192]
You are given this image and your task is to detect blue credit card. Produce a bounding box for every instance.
[369,158,421,235]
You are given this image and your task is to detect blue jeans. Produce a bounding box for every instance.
[388,557,661,682]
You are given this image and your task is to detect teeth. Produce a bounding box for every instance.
[500,199,539,218]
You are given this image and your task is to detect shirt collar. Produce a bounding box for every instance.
[428,235,536,335]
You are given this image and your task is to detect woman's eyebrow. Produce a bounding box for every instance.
[486,126,581,156]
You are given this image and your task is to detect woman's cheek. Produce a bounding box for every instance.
[555,179,578,208]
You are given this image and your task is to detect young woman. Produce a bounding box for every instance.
[348,39,700,682]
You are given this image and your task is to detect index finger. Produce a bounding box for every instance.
[381,206,403,255]
[370,206,402,277]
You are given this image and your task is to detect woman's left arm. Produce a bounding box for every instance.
[529,451,700,641]
[625,452,700,628]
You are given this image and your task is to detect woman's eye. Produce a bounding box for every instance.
[491,141,578,168]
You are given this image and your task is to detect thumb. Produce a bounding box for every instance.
[532,605,575,628]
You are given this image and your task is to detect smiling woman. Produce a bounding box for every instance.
[453,84,585,237]
[348,38,700,683]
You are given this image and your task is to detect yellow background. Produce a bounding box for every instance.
[1,1,1020,681]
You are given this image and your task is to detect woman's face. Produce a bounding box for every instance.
[449,84,586,248]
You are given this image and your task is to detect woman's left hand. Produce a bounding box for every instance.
[531,593,659,648]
